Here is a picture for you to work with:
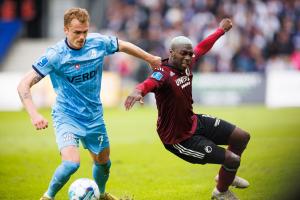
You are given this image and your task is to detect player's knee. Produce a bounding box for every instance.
[240,130,250,148]
[63,160,80,174]
[95,156,110,164]
[223,152,240,171]
[95,148,110,164]
[232,128,251,150]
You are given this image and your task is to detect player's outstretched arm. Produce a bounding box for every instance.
[118,39,161,69]
[124,89,144,111]
[17,69,48,130]
[193,18,233,63]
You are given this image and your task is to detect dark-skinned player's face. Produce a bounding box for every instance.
[170,44,194,71]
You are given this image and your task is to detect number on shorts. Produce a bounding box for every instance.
[98,135,104,146]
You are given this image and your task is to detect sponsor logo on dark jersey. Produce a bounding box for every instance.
[175,76,191,89]
[67,70,97,83]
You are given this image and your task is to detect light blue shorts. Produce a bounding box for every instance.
[52,111,109,154]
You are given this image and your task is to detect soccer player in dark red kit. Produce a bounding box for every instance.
[124,18,250,200]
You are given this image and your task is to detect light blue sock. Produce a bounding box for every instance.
[93,160,111,194]
[46,161,80,198]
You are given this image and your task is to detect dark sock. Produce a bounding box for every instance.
[216,146,244,192]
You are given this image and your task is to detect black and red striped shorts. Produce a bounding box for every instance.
[164,114,236,164]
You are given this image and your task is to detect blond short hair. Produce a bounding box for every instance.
[64,8,90,27]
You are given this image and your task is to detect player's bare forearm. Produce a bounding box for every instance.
[17,70,48,130]
[124,89,144,110]
[118,40,161,69]
[17,70,41,115]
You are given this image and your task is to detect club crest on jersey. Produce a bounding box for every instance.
[90,49,97,58]
[151,72,163,81]
[185,68,191,76]
[75,64,80,70]
[37,56,49,67]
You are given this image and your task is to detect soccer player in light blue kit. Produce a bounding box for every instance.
[17,8,161,200]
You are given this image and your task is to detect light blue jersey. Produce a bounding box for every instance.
[33,33,118,121]
[33,33,118,152]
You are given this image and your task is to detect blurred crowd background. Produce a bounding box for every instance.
[0,0,300,80]
[1,0,300,110]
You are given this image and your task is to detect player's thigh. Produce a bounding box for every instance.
[164,135,226,165]
[81,124,110,157]
[196,114,236,145]
[53,115,82,156]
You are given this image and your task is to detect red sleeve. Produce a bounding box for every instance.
[136,78,159,96]
[136,70,167,96]
[193,28,225,64]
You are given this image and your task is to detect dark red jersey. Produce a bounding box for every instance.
[136,28,225,144]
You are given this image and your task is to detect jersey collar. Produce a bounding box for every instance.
[163,58,186,75]
[65,38,84,51]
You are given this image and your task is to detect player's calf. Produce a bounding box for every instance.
[224,151,241,170]
[217,151,240,192]
[45,161,80,198]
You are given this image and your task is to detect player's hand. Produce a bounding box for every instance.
[124,89,144,110]
[31,113,48,130]
[219,18,232,32]
[148,56,162,70]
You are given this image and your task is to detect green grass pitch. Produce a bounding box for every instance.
[1,106,300,200]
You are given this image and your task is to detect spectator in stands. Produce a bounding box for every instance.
[99,0,300,77]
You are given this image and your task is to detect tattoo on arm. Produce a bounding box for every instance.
[18,89,32,103]
[18,72,42,103]
[30,73,42,87]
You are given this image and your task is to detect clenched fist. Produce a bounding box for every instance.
[219,18,233,32]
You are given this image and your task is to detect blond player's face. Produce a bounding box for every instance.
[64,19,89,49]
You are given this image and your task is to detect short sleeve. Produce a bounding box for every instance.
[103,35,119,55]
[149,68,168,87]
[32,48,59,77]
